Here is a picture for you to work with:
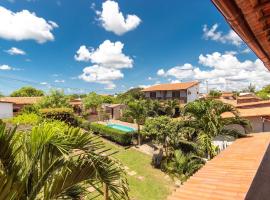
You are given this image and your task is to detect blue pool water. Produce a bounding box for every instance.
[107,123,135,132]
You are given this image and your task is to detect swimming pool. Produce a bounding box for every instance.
[107,123,135,132]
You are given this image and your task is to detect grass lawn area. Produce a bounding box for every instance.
[101,139,174,200]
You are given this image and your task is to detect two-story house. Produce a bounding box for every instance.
[142,81,199,103]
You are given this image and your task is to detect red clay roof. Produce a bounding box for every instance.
[236,100,270,108]
[167,133,270,200]
[0,97,42,105]
[142,81,199,92]
[222,107,270,118]
[212,0,270,70]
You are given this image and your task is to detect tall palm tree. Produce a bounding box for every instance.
[126,100,146,145]
[0,121,128,200]
[184,99,251,159]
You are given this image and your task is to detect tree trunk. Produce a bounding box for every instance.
[103,183,109,200]
[137,123,142,146]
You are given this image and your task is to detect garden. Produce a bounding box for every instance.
[0,87,252,200]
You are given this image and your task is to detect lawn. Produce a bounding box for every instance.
[101,139,174,200]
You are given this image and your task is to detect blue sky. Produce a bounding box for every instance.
[0,0,267,95]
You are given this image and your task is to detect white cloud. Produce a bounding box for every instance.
[97,0,141,35]
[40,82,48,85]
[75,40,133,68]
[203,24,242,46]
[242,48,251,54]
[54,79,65,83]
[76,40,133,89]
[0,6,58,43]
[5,47,26,55]
[157,52,270,92]
[0,64,12,70]
[157,69,165,76]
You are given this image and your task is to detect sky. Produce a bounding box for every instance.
[0,0,268,95]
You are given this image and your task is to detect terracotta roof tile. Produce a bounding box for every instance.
[142,81,199,92]
[167,133,270,200]
[0,97,42,105]
[222,107,270,118]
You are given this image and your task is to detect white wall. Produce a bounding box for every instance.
[0,102,13,119]
[187,84,199,102]
[145,92,150,98]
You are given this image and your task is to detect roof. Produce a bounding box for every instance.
[0,101,13,104]
[103,104,124,108]
[222,107,270,118]
[142,81,199,92]
[212,0,270,70]
[167,133,270,200]
[221,92,234,97]
[0,97,42,105]
[236,100,270,108]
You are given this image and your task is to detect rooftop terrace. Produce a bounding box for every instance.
[167,133,270,200]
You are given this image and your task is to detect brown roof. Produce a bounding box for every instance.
[222,107,270,118]
[0,97,42,105]
[236,100,270,108]
[221,92,234,97]
[142,81,199,92]
[167,133,270,200]
[212,0,270,70]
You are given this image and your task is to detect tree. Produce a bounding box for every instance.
[208,90,221,98]
[10,86,44,97]
[116,88,144,104]
[184,99,251,159]
[38,89,70,108]
[242,83,256,93]
[83,92,103,114]
[256,85,270,100]
[125,100,146,145]
[143,116,173,156]
[0,92,4,97]
[0,121,128,200]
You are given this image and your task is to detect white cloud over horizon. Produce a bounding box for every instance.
[5,47,26,55]
[157,52,270,92]
[0,6,58,43]
[203,24,242,46]
[75,40,133,90]
[96,0,141,35]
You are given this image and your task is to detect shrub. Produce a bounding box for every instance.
[20,104,40,114]
[90,123,132,145]
[39,108,78,126]
[10,113,41,125]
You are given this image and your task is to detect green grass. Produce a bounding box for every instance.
[101,139,174,200]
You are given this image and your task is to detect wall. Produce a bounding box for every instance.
[187,84,199,102]
[145,92,150,98]
[0,103,13,119]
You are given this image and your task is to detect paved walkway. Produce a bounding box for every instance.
[167,133,270,200]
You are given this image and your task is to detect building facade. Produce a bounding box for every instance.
[142,81,199,103]
[0,102,13,119]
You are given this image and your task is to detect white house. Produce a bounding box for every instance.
[142,81,199,103]
[0,101,13,119]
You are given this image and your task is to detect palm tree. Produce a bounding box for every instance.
[184,99,251,159]
[164,100,179,117]
[126,100,146,145]
[163,150,205,182]
[0,121,128,200]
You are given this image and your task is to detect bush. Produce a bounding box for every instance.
[39,108,79,126]
[90,123,132,145]
[10,113,41,125]
[20,104,40,114]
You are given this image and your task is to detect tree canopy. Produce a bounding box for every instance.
[83,92,103,110]
[10,86,44,97]
[38,89,70,108]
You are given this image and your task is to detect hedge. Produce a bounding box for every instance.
[39,108,79,126]
[90,123,132,145]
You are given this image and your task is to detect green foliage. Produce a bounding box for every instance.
[90,123,132,145]
[10,86,44,97]
[116,88,144,104]
[256,85,270,100]
[0,92,4,97]
[209,90,221,98]
[10,113,41,125]
[184,99,251,158]
[162,150,205,182]
[20,104,39,114]
[39,108,78,126]
[83,92,103,110]
[38,89,70,108]
[102,95,116,104]
[0,121,129,200]
[241,83,256,93]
